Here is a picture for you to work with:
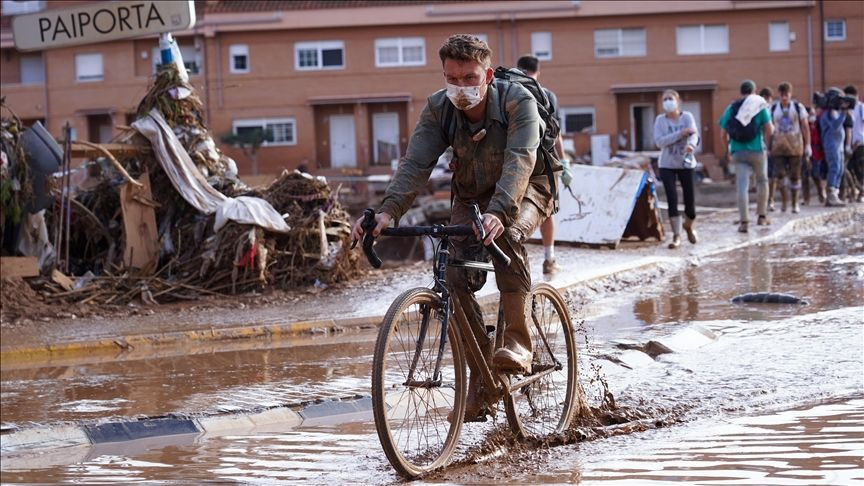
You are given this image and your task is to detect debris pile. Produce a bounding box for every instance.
[1,65,358,316]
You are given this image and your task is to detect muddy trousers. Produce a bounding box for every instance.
[733,150,769,223]
[446,198,546,376]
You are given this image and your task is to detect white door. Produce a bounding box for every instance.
[681,101,702,153]
[329,115,356,168]
[372,113,400,166]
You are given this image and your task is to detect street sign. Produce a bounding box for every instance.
[11,1,195,51]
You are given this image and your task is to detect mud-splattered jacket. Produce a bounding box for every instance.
[378,81,552,226]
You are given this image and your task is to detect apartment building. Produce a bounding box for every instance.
[1,0,862,178]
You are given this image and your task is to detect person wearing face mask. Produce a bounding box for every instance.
[653,89,699,249]
[351,34,551,422]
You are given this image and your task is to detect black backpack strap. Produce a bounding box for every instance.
[441,99,456,145]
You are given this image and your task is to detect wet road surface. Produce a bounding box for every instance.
[2,225,862,484]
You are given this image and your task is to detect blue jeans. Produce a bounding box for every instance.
[733,150,768,222]
[825,145,844,189]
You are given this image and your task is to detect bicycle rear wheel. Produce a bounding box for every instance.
[505,283,578,438]
[371,288,466,478]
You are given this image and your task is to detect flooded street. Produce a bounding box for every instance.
[2,226,862,484]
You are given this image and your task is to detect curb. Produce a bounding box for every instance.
[2,206,860,367]
[1,394,372,455]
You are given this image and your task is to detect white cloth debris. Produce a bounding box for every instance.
[735,94,769,126]
[132,109,290,233]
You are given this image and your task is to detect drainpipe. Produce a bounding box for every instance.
[216,34,224,109]
[41,50,51,132]
[200,35,211,127]
[807,13,814,98]
[510,13,517,65]
[818,0,825,91]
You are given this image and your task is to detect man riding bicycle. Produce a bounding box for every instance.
[351,34,553,421]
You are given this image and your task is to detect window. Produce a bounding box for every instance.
[295,41,345,70]
[75,53,103,82]
[531,32,552,60]
[825,20,846,41]
[20,54,44,84]
[232,118,297,146]
[229,44,249,73]
[676,24,728,55]
[375,37,425,67]
[594,28,646,58]
[1,0,44,15]
[560,107,595,134]
[152,45,202,74]
[769,22,790,51]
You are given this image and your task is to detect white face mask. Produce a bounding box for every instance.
[809,116,816,123]
[446,83,484,110]
[662,99,678,113]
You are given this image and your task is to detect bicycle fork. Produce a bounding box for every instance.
[403,240,451,389]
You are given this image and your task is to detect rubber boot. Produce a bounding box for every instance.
[447,372,490,424]
[791,188,801,213]
[826,187,846,207]
[667,216,682,249]
[818,181,827,203]
[768,179,776,212]
[493,292,533,374]
[780,185,788,212]
[683,216,698,244]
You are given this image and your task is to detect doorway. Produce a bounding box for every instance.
[372,112,399,166]
[329,115,357,168]
[87,114,113,143]
[630,104,655,151]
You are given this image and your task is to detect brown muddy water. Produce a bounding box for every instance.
[1,227,862,484]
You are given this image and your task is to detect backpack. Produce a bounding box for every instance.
[441,66,563,213]
[725,98,761,143]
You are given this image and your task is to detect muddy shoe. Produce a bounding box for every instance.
[757,215,770,226]
[542,259,561,275]
[738,221,749,233]
[493,346,532,374]
[447,374,491,424]
[683,217,698,244]
[667,235,681,249]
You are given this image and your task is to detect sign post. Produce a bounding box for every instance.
[11,0,195,51]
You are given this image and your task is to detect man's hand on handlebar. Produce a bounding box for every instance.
[475,213,504,246]
[351,211,392,243]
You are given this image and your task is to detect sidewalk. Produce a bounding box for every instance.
[1,203,862,367]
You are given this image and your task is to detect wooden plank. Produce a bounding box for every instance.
[1,257,39,278]
[120,171,160,274]
[51,269,75,291]
[70,142,149,159]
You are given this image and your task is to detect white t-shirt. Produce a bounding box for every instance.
[851,101,864,146]
[771,100,808,137]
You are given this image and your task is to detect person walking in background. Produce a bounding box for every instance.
[760,87,778,211]
[654,89,700,249]
[768,82,811,213]
[807,106,828,204]
[515,55,570,274]
[820,88,849,207]
[844,85,863,202]
[719,80,774,233]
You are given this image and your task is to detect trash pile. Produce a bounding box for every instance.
[1,63,358,317]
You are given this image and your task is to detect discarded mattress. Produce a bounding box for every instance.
[132,110,289,233]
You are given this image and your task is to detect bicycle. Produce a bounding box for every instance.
[357,204,580,478]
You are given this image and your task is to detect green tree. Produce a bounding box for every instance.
[220,127,273,176]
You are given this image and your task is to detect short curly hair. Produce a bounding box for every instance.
[438,34,492,68]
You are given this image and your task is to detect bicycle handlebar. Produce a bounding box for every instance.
[357,205,512,269]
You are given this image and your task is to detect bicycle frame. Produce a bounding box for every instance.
[400,234,560,402]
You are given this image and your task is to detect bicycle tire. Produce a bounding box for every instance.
[505,283,578,439]
[371,288,467,478]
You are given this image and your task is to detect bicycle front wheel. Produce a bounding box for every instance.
[506,283,579,438]
[371,288,466,478]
